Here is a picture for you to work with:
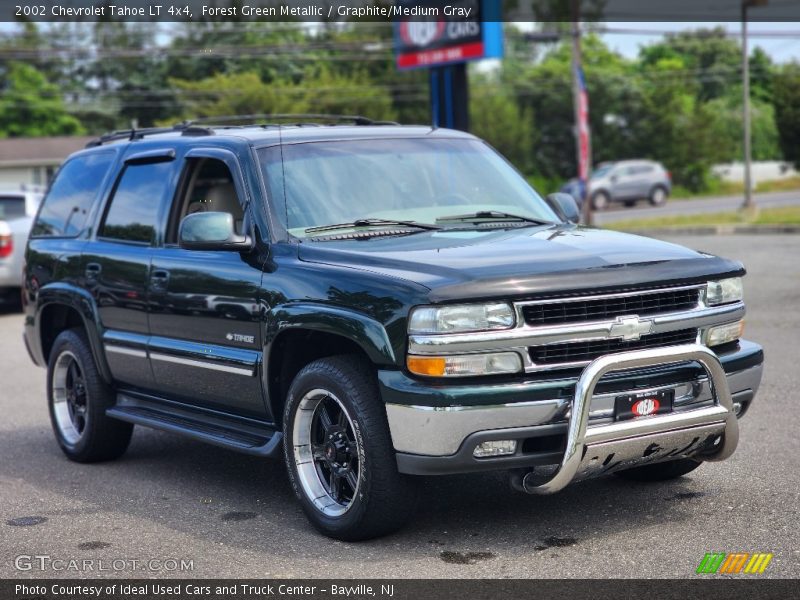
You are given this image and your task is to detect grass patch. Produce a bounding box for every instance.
[669,176,800,200]
[609,205,800,231]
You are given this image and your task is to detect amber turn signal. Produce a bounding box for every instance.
[406,356,447,376]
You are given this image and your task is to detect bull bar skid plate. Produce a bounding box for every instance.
[522,343,738,494]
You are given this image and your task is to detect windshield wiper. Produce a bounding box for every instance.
[305,218,440,234]
[436,211,553,226]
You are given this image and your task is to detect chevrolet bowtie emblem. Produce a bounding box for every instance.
[608,315,653,341]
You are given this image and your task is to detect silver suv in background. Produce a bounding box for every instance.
[588,160,671,210]
[0,187,44,305]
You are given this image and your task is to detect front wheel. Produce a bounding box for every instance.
[615,458,702,482]
[649,186,668,206]
[591,191,611,211]
[283,355,416,541]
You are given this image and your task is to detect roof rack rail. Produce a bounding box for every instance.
[85,125,186,148]
[178,114,400,128]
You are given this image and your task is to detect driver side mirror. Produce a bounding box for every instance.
[179,212,253,251]
[546,193,581,224]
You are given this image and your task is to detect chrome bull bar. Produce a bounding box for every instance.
[522,343,739,495]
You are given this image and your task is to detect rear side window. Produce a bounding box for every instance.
[99,161,173,244]
[32,152,114,237]
[0,196,25,220]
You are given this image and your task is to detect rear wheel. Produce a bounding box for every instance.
[283,355,416,541]
[649,186,668,206]
[591,191,610,211]
[615,458,702,482]
[47,329,133,462]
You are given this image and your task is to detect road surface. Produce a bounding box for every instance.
[593,190,800,225]
[1,235,797,579]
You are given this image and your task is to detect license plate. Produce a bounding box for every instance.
[614,389,674,421]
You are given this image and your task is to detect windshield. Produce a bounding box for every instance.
[0,196,26,220]
[259,138,558,238]
[591,165,615,179]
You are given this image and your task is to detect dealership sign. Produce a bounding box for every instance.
[394,1,503,70]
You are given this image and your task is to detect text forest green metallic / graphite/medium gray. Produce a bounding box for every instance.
[22,123,763,540]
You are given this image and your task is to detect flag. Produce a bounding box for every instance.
[576,64,591,192]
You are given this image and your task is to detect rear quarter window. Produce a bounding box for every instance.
[32,151,115,237]
[0,196,26,220]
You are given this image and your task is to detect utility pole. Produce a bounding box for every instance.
[742,0,768,213]
[572,1,593,225]
[741,3,753,211]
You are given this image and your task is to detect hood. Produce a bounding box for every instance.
[298,225,744,302]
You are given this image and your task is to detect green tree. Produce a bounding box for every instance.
[0,63,84,137]
[470,77,535,175]
[639,27,742,101]
[707,94,780,162]
[773,62,800,169]
[633,56,726,190]
[168,66,396,122]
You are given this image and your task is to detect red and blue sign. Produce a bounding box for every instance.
[394,1,503,70]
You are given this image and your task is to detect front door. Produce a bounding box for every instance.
[147,151,266,418]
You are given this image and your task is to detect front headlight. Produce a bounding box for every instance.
[408,302,515,334]
[706,277,743,306]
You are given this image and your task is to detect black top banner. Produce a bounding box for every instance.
[4,0,800,22]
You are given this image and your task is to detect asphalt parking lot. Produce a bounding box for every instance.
[1,234,798,580]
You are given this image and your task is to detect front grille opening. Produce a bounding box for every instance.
[521,434,565,454]
[522,287,700,326]
[529,328,698,366]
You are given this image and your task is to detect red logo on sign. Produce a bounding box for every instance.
[631,398,660,416]
[399,21,446,47]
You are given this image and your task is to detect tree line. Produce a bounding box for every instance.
[1,21,799,192]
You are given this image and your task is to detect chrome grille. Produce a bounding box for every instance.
[528,328,698,366]
[521,287,701,327]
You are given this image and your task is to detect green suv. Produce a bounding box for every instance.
[23,119,763,540]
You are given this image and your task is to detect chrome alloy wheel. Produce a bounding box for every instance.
[52,351,87,445]
[292,389,361,517]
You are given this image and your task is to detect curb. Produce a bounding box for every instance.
[616,225,800,236]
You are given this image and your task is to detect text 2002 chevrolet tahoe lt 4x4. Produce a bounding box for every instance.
[23,120,763,540]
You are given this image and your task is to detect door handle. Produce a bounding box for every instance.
[85,263,101,281]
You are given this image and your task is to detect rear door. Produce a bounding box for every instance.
[84,150,177,387]
[630,164,656,198]
[147,148,266,418]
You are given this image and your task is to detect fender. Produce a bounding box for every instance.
[34,282,113,383]
[264,302,397,366]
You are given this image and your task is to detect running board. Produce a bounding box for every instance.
[107,394,282,457]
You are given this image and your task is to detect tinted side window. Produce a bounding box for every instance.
[100,161,173,244]
[32,152,114,237]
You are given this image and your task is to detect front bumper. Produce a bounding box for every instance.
[381,340,763,477]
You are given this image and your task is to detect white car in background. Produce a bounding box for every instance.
[0,187,44,306]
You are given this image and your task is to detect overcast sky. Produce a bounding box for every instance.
[600,22,800,63]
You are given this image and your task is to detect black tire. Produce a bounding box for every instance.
[591,191,611,211]
[283,355,416,541]
[47,328,133,462]
[649,185,668,206]
[615,458,702,482]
